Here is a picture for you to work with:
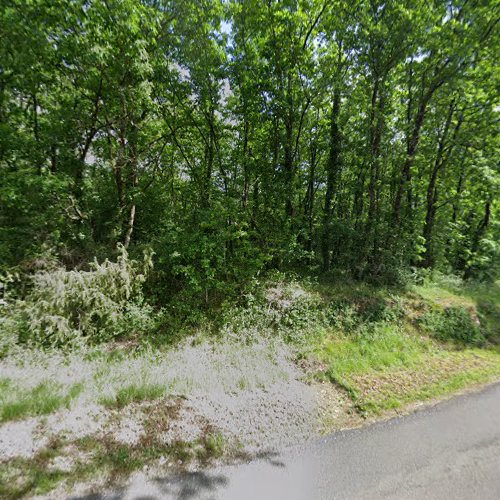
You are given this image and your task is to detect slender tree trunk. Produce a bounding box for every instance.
[450,163,467,271]
[284,73,295,218]
[422,171,439,268]
[304,134,318,253]
[242,118,250,208]
[321,89,341,271]
[422,101,457,267]
[50,144,57,173]
[123,131,139,248]
[123,204,136,248]
[464,199,491,279]
[113,135,125,215]
[202,104,215,208]
[393,90,433,225]
[32,93,42,175]
[366,78,386,273]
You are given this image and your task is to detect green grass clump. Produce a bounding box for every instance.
[100,382,165,409]
[200,432,226,460]
[316,324,428,397]
[0,379,82,422]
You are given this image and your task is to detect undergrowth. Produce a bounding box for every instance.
[0,246,156,352]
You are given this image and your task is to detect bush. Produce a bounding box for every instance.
[326,301,360,332]
[220,275,327,344]
[0,245,156,349]
[420,306,485,346]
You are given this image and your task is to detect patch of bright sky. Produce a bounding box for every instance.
[220,19,234,51]
[221,20,232,35]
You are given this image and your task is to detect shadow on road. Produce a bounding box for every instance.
[71,450,285,500]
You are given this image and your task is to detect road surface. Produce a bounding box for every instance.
[75,382,500,500]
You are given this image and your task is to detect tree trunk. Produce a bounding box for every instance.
[393,90,433,225]
[242,118,250,208]
[304,133,318,253]
[321,89,341,271]
[464,199,491,279]
[284,73,295,218]
[32,93,42,175]
[422,101,457,268]
[366,78,386,273]
[123,204,136,248]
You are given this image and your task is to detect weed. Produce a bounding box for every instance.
[198,432,226,461]
[0,380,82,422]
[100,382,165,409]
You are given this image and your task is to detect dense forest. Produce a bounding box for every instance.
[1,3,500,494]
[1,0,499,312]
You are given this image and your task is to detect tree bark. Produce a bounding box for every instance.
[422,101,459,267]
[321,89,341,271]
[284,73,295,218]
[393,90,433,225]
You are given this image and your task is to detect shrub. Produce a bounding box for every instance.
[326,301,360,332]
[220,276,327,344]
[420,306,485,345]
[0,245,155,349]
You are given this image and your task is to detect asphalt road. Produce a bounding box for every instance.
[76,383,500,500]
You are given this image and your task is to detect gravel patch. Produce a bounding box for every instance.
[0,417,47,460]
[187,380,318,452]
[0,336,350,466]
[113,415,144,446]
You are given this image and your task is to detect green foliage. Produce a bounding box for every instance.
[326,302,360,332]
[0,0,498,341]
[0,246,155,349]
[420,306,486,346]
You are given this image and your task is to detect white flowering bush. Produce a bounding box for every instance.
[0,245,155,350]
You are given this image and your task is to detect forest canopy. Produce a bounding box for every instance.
[1,0,499,309]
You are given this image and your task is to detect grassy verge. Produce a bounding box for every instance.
[310,279,500,417]
[346,348,500,414]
